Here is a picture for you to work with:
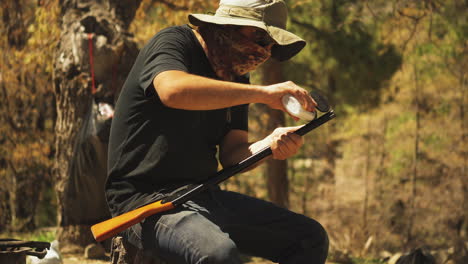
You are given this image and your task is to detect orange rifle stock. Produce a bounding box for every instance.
[91,200,175,242]
[91,96,335,242]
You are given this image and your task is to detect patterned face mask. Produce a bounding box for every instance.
[198,25,272,81]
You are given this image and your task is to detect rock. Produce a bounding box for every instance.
[430,249,449,264]
[84,243,106,259]
[27,240,62,264]
[388,253,402,264]
[379,250,393,259]
[110,236,167,264]
[447,247,455,255]
[330,250,352,264]
[395,248,435,264]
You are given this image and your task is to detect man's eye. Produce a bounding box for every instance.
[254,30,266,41]
[253,31,272,47]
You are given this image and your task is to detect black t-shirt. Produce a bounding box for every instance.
[105,25,249,216]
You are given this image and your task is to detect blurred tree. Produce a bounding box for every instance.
[325,0,467,256]
[435,1,468,259]
[2,0,29,49]
[0,0,57,232]
[284,0,402,216]
[288,0,402,109]
[53,0,141,252]
[257,60,289,208]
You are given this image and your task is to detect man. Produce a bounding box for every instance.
[105,0,329,263]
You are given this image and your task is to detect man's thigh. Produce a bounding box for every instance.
[133,204,243,264]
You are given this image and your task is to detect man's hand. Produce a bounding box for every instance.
[268,126,304,160]
[262,81,317,115]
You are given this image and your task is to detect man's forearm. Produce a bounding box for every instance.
[220,138,272,172]
[220,126,303,170]
[153,70,267,110]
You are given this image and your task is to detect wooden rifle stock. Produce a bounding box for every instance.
[91,110,335,242]
[91,200,175,242]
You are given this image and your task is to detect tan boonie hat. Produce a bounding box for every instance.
[189,0,306,61]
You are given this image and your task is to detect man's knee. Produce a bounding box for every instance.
[199,239,241,264]
[281,220,329,264]
[301,221,329,263]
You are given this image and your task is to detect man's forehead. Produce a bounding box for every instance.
[230,25,264,33]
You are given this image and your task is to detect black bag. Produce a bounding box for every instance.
[396,248,435,264]
[66,100,113,222]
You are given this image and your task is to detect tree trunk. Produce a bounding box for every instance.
[456,67,467,263]
[258,59,289,208]
[362,116,372,234]
[2,0,29,49]
[53,0,141,252]
[323,74,337,209]
[265,110,289,208]
[327,75,338,171]
[407,64,421,248]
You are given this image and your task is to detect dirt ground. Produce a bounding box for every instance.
[62,255,342,264]
[61,254,274,264]
[62,254,109,264]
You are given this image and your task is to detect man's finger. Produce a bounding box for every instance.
[278,135,295,153]
[304,93,317,112]
[288,133,303,148]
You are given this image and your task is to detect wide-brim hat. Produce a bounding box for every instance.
[188,0,306,61]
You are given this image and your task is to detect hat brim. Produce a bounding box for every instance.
[189,14,306,61]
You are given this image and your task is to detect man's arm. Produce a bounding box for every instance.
[153,70,317,112]
[219,127,304,171]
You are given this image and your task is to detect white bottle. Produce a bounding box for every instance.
[282,94,317,121]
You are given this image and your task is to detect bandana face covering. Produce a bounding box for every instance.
[198,25,272,81]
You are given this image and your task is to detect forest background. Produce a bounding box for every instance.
[0,0,466,263]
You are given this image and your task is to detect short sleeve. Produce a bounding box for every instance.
[139,27,190,93]
[229,104,249,131]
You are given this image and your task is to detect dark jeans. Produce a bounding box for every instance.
[126,187,328,264]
